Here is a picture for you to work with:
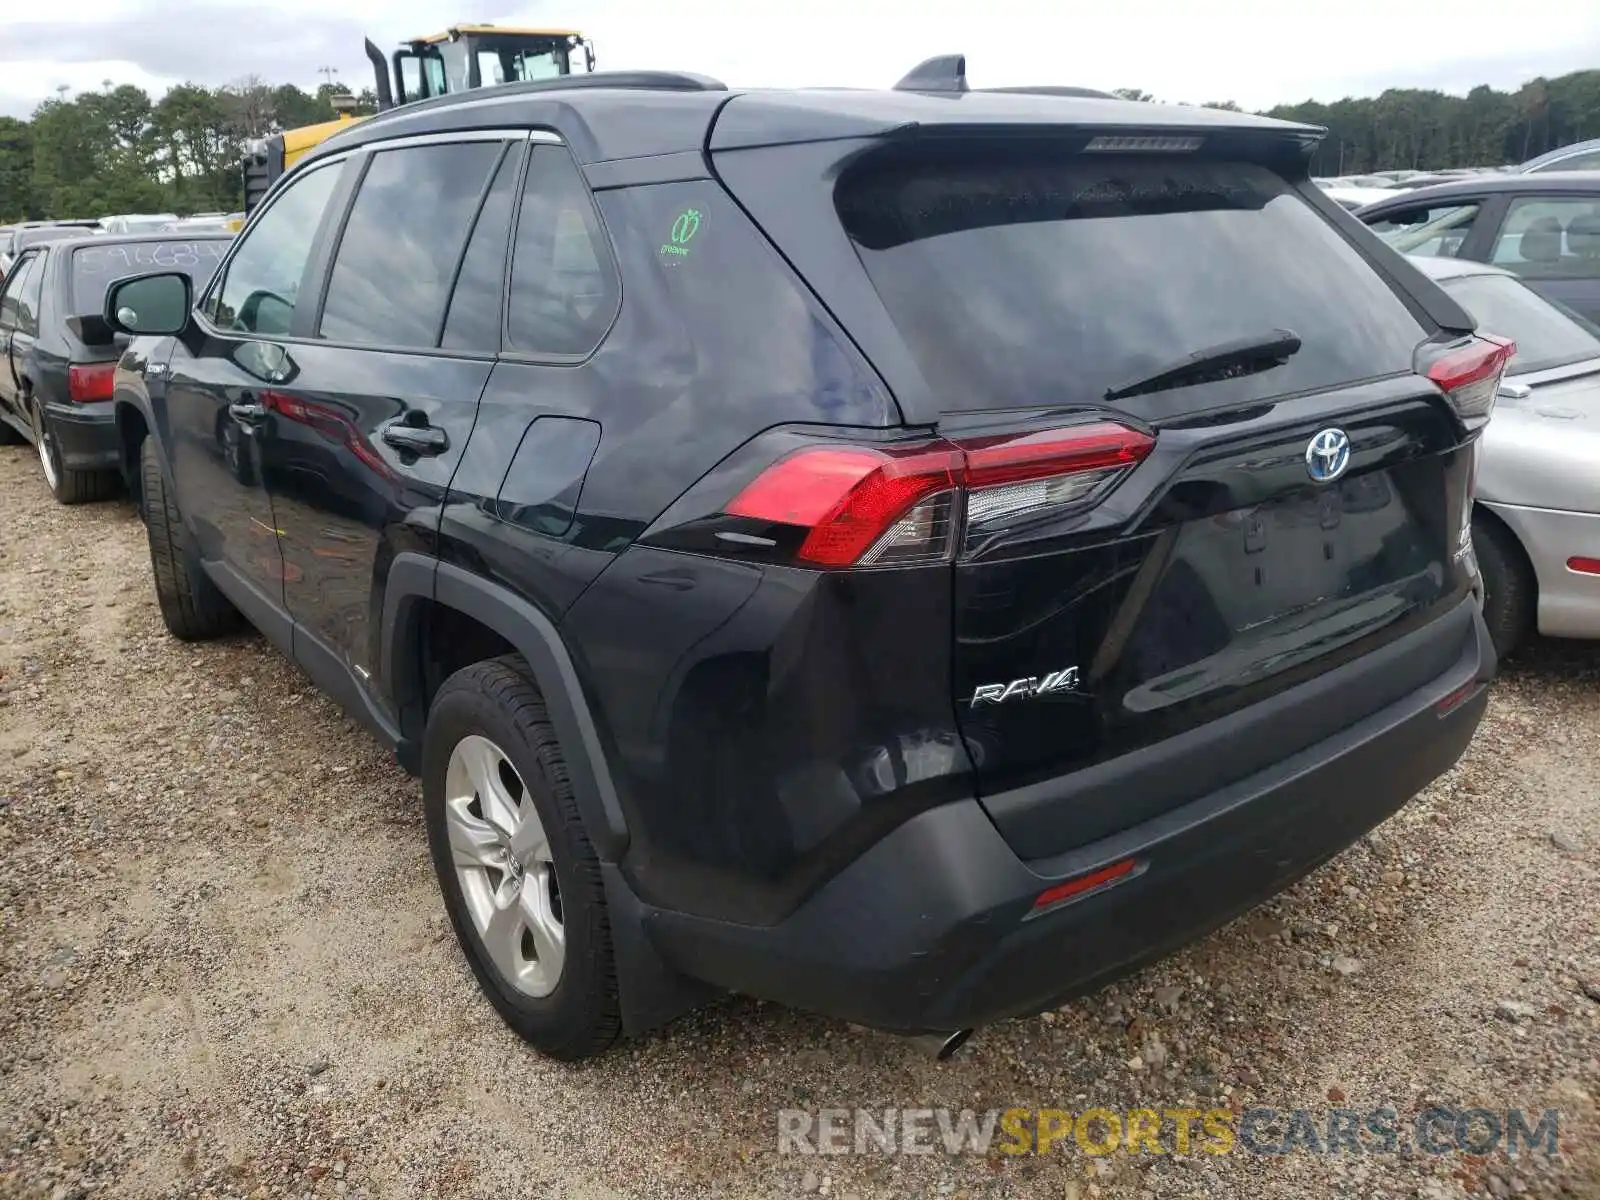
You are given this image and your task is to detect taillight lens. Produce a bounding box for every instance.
[68,363,116,403]
[723,420,1154,568]
[1423,334,1516,431]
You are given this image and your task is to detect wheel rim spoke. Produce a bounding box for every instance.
[520,869,566,981]
[445,801,505,871]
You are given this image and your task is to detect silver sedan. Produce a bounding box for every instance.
[1410,255,1600,656]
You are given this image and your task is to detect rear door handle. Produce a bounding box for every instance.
[228,400,267,422]
[381,423,449,455]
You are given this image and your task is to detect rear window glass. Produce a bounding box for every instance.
[1441,274,1600,375]
[70,240,229,313]
[836,153,1429,416]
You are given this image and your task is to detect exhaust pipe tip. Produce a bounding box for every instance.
[910,1029,973,1061]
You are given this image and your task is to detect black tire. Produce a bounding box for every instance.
[139,437,241,641]
[1473,512,1535,660]
[33,398,117,505]
[423,655,622,1061]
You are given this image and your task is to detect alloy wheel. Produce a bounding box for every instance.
[444,734,565,998]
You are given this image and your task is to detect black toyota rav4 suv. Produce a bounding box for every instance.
[105,58,1503,1060]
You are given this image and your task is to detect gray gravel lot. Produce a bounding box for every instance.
[0,443,1597,1200]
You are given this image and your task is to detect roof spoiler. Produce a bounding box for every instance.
[364,38,395,111]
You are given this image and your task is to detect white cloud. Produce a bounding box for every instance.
[2,0,1598,119]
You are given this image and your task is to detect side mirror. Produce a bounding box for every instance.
[584,41,596,72]
[105,272,192,337]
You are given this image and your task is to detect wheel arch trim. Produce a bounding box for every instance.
[382,553,630,862]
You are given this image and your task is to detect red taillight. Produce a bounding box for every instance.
[1425,334,1516,430]
[1568,557,1600,576]
[1030,857,1140,914]
[68,363,116,404]
[724,421,1154,568]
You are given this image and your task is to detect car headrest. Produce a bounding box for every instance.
[1567,212,1600,260]
[1518,216,1564,265]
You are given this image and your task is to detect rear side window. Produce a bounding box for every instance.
[70,241,229,314]
[836,153,1430,416]
[594,182,891,422]
[319,140,506,348]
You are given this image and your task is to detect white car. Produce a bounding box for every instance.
[1409,255,1600,656]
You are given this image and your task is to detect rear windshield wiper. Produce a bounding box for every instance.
[1105,329,1303,402]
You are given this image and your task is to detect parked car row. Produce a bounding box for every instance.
[0,64,1579,1063]
[0,214,245,280]
[0,231,232,501]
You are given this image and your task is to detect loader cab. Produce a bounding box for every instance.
[391,25,595,104]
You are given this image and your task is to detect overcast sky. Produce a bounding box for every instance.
[3,0,1599,120]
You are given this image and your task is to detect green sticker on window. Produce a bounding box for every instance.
[660,208,702,260]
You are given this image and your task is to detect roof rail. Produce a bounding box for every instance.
[483,69,727,96]
[981,85,1117,100]
[893,54,969,94]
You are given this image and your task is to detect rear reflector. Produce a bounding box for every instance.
[724,421,1154,568]
[1031,858,1139,914]
[68,362,116,403]
[1568,556,1600,575]
[1424,334,1516,430]
[1435,681,1483,717]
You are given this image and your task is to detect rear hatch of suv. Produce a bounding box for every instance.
[709,105,1503,860]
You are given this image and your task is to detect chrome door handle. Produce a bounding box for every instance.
[228,401,267,421]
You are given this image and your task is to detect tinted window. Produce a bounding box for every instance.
[506,144,619,357]
[597,181,889,423]
[836,153,1428,416]
[1364,201,1481,257]
[1442,274,1600,375]
[319,140,505,348]
[441,144,522,352]
[15,251,45,332]
[206,163,342,336]
[70,240,229,313]
[1489,197,1600,277]
[0,253,37,328]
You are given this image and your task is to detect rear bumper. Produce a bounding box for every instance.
[644,600,1494,1033]
[43,401,119,472]
[1480,500,1600,640]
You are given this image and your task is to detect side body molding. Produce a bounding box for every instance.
[381,552,630,861]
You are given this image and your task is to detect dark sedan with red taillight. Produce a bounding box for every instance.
[0,231,230,503]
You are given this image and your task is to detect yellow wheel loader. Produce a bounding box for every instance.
[233,25,595,225]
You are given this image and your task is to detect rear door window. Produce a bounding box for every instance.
[836,152,1429,417]
[70,240,229,314]
[318,140,507,348]
[1488,197,1600,279]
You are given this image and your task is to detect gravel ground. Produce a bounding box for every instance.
[0,442,1597,1200]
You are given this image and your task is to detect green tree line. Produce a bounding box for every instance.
[1126,68,1600,176]
[3,67,1599,223]
[0,80,378,222]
